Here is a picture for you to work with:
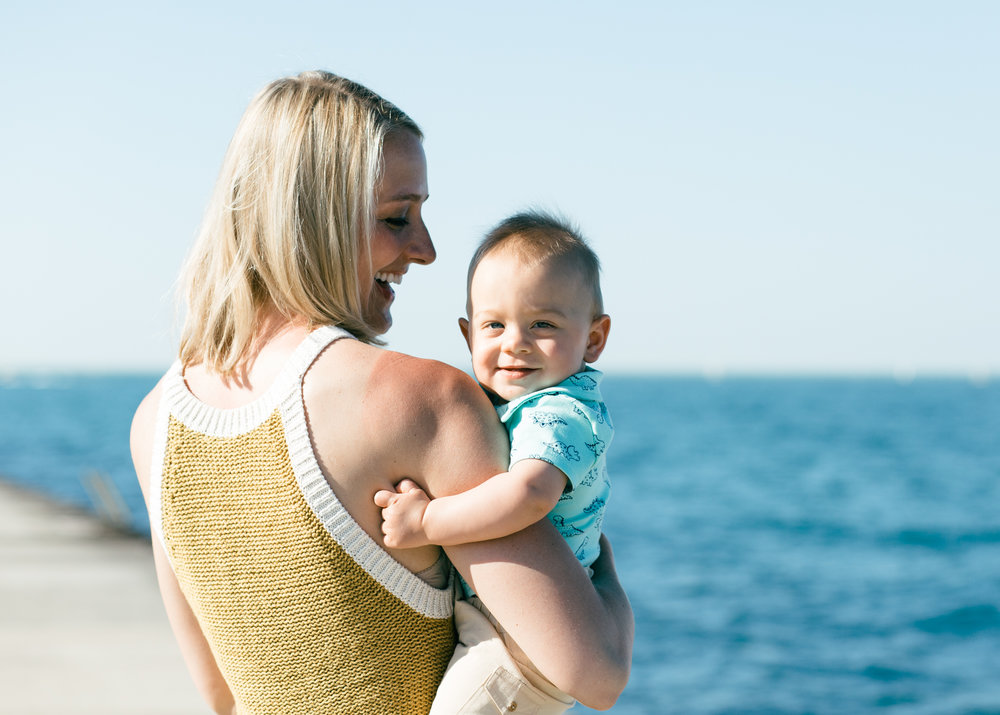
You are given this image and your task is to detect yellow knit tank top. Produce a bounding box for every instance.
[147,326,455,714]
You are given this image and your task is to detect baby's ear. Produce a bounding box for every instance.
[458,317,472,350]
[584,314,611,363]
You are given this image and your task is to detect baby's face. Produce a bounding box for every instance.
[461,251,604,402]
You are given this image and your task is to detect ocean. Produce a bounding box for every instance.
[1,374,998,714]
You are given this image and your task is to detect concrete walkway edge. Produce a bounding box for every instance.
[0,479,207,714]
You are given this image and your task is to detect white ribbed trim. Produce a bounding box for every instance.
[280,368,454,619]
[160,327,349,438]
[154,325,453,619]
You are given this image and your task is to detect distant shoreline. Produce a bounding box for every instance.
[0,369,994,383]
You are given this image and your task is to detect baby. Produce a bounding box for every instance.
[376,210,614,711]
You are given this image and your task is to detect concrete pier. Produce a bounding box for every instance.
[0,480,207,713]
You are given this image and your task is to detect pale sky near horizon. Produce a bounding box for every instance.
[2,2,997,377]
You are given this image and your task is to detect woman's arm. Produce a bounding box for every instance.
[130,386,236,715]
[396,361,633,708]
[590,533,635,691]
[151,539,237,715]
[447,524,633,709]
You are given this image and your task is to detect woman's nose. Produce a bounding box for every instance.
[408,219,436,265]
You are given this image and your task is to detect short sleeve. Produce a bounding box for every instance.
[506,393,602,492]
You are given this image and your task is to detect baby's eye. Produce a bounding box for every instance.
[484,321,504,330]
[533,321,556,329]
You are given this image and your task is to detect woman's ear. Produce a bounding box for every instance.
[458,317,472,350]
[584,314,611,363]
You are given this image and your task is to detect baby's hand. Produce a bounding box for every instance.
[374,478,432,549]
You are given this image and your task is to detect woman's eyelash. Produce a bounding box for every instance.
[384,217,409,228]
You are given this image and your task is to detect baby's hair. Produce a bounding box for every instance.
[468,210,604,315]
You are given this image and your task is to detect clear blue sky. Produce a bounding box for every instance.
[2,1,997,376]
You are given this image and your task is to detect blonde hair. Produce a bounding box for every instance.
[178,70,421,375]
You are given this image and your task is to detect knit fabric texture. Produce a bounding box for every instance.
[153,326,455,714]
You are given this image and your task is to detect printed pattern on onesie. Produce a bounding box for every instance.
[497,368,613,570]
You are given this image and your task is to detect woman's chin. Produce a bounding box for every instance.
[366,311,392,336]
[364,292,393,336]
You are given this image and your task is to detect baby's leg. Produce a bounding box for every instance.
[429,598,575,714]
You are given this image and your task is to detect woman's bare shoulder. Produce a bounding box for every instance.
[311,340,486,411]
[371,350,501,439]
[310,342,506,496]
[374,349,481,397]
[130,375,167,499]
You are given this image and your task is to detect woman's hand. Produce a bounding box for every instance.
[374,478,433,548]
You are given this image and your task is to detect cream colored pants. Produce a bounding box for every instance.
[429,598,576,715]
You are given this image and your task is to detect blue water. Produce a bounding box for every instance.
[1,374,998,714]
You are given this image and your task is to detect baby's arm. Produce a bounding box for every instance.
[374,459,566,548]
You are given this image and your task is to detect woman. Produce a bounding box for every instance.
[130,70,632,714]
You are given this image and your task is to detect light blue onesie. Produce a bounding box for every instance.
[497,367,613,570]
[443,368,614,711]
